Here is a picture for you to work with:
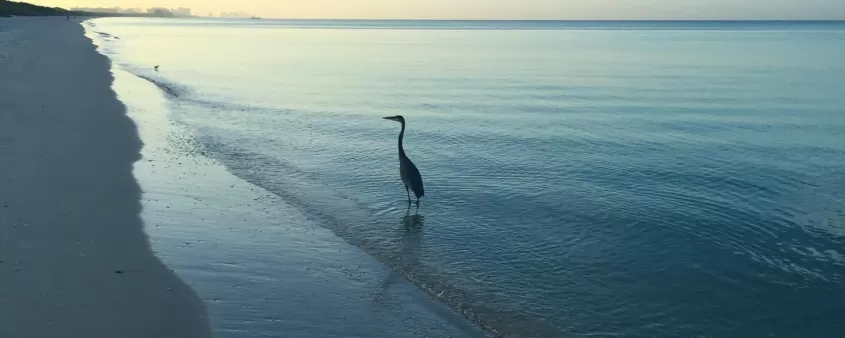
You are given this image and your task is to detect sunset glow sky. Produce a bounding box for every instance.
[27,0,845,20]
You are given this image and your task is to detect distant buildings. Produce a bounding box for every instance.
[70,6,194,17]
[68,6,259,19]
[146,7,173,17]
[172,7,191,17]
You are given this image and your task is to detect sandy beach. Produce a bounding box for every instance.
[0,17,211,338]
[2,17,489,337]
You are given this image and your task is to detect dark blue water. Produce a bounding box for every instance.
[90,18,845,337]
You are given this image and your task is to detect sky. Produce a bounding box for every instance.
[28,0,845,20]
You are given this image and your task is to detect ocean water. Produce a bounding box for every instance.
[87,18,845,337]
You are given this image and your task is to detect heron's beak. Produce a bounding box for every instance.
[383,116,397,121]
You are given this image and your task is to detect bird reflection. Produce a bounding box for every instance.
[371,206,425,308]
[401,205,425,233]
[399,205,425,262]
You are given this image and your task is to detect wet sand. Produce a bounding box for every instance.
[0,17,211,338]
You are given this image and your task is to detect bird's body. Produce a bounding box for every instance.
[384,115,424,205]
[154,65,159,71]
[399,151,424,201]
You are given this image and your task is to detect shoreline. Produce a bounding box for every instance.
[0,17,211,337]
[1,16,490,337]
[84,17,493,338]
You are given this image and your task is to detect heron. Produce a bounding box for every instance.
[383,115,424,205]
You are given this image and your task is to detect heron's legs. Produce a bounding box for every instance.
[405,186,411,204]
[415,197,420,206]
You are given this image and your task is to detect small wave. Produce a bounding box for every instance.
[129,72,318,118]
[190,138,565,338]
[137,75,188,98]
[120,70,563,336]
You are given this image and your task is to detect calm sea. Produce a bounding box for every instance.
[88,18,845,337]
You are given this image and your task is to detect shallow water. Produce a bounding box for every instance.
[89,18,845,337]
[95,34,489,338]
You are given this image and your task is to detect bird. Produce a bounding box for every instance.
[154,65,159,71]
[383,115,424,205]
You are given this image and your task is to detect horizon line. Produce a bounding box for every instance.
[202,17,845,22]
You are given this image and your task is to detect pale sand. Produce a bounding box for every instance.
[0,17,211,337]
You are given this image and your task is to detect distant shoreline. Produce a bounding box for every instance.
[163,18,845,23]
[153,19,845,22]
[0,0,190,18]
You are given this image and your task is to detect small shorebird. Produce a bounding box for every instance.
[154,65,159,71]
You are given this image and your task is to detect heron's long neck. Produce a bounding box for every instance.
[398,121,406,158]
